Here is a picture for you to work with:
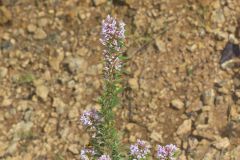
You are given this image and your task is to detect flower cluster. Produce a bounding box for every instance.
[100,15,125,50]
[98,154,112,160]
[130,139,151,160]
[130,140,179,160]
[156,144,178,160]
[100,15,126,80]
[80,148,111,160]
[80,148,95,160]
[80,109,100,128]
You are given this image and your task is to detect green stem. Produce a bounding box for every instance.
[92,81,123,160]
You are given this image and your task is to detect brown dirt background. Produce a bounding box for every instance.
[0,0,240,159]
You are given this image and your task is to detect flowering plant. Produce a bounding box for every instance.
[80,15,126,160]
[156,144,179,160]
[80,15,180,160]
[130,139,151,160]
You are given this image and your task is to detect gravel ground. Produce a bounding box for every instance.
[0,0,240,159]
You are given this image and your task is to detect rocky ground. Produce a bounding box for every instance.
[0,0,240,159]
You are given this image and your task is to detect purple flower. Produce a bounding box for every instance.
[103,50,122,71]
[116,21,125,39]
[100,15,125,48]
[98,154,111,160]
[100,15,117,46]
[100,15,125,80]
[156,145,167,159]
[80,148,95,160]
[80,109,100,128]
[130,139,151,160]
[156,144,178,160]
[100,15,126,81]
[100,15,125,52]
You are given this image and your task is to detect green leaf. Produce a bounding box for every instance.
[115,87,124,94]
[118,55,129,60]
